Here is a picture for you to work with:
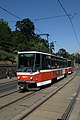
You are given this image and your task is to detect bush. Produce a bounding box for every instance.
[0,50,15,63]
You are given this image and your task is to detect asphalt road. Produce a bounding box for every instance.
[0,80,17,93]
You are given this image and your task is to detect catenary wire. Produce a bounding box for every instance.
[0,4,72,51]
[58,0,80,47]
[0,6,22,20]
[32,14,68,22]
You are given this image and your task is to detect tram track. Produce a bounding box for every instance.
[0,71,78,120]
[0,90,18,98]
[11,71,78,120]
[0,90,36,110]
[0,72,76,109]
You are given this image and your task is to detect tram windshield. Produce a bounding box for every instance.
[17,53,35,72]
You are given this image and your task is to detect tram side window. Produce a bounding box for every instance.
[56,60,59,68]
[35,53,40,70]
[62,60,67,67]
[51,60,55,68]
[42,55,51,69]
[58,60,63,68]
[47,58,51,69]
[60,61,64,68]
[68,61,71,67]
[64,61,67,67]
[42,55,46,69]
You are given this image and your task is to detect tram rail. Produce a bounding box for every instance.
[0,91,36,110]
[0,70,78,120]
[11,71,78,120]
[0,90,18,98]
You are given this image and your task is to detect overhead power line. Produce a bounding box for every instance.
[0,4,72,50]
[35,27,44,34]
[58,0,80,47]
[7,14,69,23]
[0,6,22,20]
[0,5,70,22]
[0,5,47,37]
[33,14,68,22]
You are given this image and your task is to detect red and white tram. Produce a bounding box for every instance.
[17,51,72,91]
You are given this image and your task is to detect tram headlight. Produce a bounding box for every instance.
[30,76,33,80]
[17,76,20,80]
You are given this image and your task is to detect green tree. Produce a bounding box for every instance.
[75,53,80,64]
[11,31,28,51]
[14,18,50,53]
[56,48,69,58]
[27,36,49,52]
[0,19,12,52]
[56,48,77,63]
[68,54,75,61]
[35,38,49,52]
[15,18,35,42]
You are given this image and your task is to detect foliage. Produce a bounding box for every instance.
[74,53,80,64]
[0,18,51,63]
[56,48,69,58]
[0,18,79,64]
[56,48,77,63]
[11,31,28,51]
[0,19,12,52]
[0,50,15,63]
[15,18,35,41]
[12,18,50,52]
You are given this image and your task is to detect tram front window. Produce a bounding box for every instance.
[17,53,35,72]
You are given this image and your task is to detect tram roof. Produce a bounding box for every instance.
[18,51,53,55]
[18,51,67,60]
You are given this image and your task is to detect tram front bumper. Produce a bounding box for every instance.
[18,80,36,84]
[17,80,37,89]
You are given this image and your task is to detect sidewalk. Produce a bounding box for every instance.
[69,93,80,120]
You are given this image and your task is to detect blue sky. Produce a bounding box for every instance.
[0,0,80,54]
